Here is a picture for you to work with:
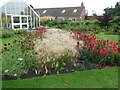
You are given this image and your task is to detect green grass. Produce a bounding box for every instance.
[0,61,1,90]
[3,67,118,88]
[96,34,119,42]
[1,35,20,44]
[0,35,21,48]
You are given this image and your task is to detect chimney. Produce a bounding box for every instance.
[81,2,84,6]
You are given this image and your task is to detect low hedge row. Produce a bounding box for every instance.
[41,20,119,34]
[0,29,26,38]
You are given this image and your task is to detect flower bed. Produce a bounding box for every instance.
[71,30,120,66]
[2,28,120,80]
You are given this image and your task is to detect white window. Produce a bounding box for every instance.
[22,24,27,28]
[14,25,20,29]
[13,17,20,23]
[43,10,47,13]
[22,17,27,23]
[73,9,77,13]
[58,17,65,20]
[51,17,55,20]
[62,10,65,13]
[69,18,76,21]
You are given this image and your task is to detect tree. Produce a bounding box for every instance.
[104,7,115,16]
[104,2,120,16]
[99,2,120,27]
[97,14,113,27]
[115,2,120,16]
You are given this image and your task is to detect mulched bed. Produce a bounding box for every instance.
[2,61,118,81]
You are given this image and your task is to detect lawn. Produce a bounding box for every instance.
[2,67,118,88]
[96,34,119,42]
[1,35,20,44]
[0,61,1,90]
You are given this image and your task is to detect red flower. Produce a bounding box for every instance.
[88,43,94,50]
[93,49,99,56]
[100,48,108,56]
[83,34,88,40]
[70,32,72,34]
[76,41,80,48]
[77,41,80,46]
[118,48,120,53]
[71,36,75,39]
[77,31,81,35]
[79,35,83,40]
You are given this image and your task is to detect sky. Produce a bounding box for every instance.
[0,0,119,15]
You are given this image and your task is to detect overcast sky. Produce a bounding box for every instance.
[0,0,119,15]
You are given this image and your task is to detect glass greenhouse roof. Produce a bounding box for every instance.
[0,0,40,29]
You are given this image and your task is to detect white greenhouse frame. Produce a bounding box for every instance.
[0,0,40,30]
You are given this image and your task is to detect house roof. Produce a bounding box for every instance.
[34,6,84,17]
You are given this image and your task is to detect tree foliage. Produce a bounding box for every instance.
[97,2,120,27]
[104,2,120,16]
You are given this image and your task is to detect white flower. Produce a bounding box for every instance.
[5,70,9,73]
[18,58,23,61]
[14,74,17,76]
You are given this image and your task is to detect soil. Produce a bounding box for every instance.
[2,61,104,81]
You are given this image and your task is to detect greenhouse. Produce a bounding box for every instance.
[0,0,40,30]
